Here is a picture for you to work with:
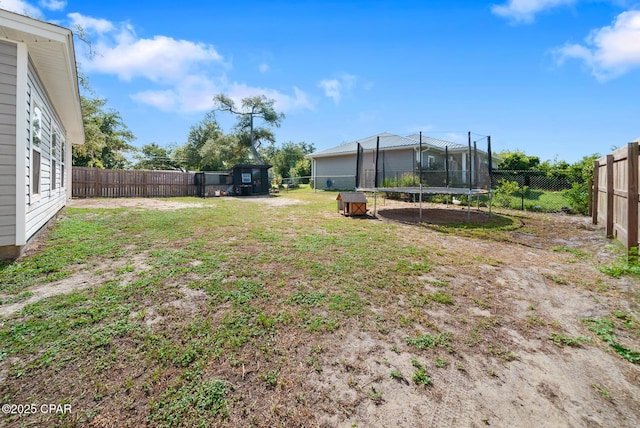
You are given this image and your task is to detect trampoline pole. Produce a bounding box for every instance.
[374,191,378,217]
[419,184,423,220]
[489,189,493,217]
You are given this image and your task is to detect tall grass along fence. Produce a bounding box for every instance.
[593,141,639,255]
[72,167,197,198]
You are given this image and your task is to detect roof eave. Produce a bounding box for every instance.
[0,10,85,145]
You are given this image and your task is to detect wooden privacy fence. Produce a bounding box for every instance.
[72,167,197,198]
[592,141,640,254]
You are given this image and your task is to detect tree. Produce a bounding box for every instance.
[133,143,180,170]
[72,95,135,169]
[564,153,600,215]
[497,150,540,170]
[271,141,315,179]
[173,112,223,171]
[213,94,284,164]
[290,158,312,183]
[199,134,251,170]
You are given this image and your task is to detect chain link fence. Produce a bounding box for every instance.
[490,170,587,214]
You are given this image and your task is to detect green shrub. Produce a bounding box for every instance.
[494,180,522,209]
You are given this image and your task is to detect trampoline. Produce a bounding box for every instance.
[355,132,494,220]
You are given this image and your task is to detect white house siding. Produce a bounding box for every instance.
[0,40,17,246]
[24,58,67,242]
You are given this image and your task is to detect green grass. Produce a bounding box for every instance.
[0,188,631,426]
[552,246,589,259]
[597,254,640,278]
[492,189,574,212]
[548,332,591,347]
[410,358,432,386]
[583,313,640,364]
[405,332,454,353]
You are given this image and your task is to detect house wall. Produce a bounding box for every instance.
[312,145,495,191]
[24,57,68,243]
[314,153,357,190]
[0,40,17,247]
[378,149,415,186]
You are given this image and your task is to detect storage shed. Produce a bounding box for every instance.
[229,164,271,196]
[337,192,368,216]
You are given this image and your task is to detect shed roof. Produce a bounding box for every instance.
[337,192,367,203]
[0,9,84,145]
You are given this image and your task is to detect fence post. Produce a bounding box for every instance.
[606,154,614,238]
[592,160,599,224]
[587,178,593,218]
[627,142,639,259]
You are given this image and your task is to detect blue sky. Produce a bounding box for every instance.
[5,0,640,163]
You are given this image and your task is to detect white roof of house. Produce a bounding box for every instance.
[308,132,466,159]
[0,9,84,145]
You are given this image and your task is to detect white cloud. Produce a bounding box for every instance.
[318,73,359,104]
[92,33,223,83]
[69,12,313,114]
[553,10,640,80]
[40,0,65,11]
[0,0,43,17]
[318,79,342,103]
[227,83,314,112]
[68,12,115,34]
[492,0,577,24]
[131,74,220,113]
[130,90,177,112]
[259,62,269,73]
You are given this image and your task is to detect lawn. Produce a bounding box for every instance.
[1,188,639,427]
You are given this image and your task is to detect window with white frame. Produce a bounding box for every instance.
[51,131,57,190]
[32,106,42,147]
[31,105,42,198]
[59,133,65,188]
[52,159,57,190]
[32,149,41,196]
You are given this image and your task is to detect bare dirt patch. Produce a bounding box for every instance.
[234,194,306,207]
[69,195,303,210]
[68,197,208,210]
[0,253,151,317]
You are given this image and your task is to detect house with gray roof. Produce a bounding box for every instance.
[308,132,496,190]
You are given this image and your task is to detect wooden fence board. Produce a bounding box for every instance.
[592,142,640,256]
[72,167,197,198]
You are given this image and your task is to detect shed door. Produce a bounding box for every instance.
[252,168,262,194]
